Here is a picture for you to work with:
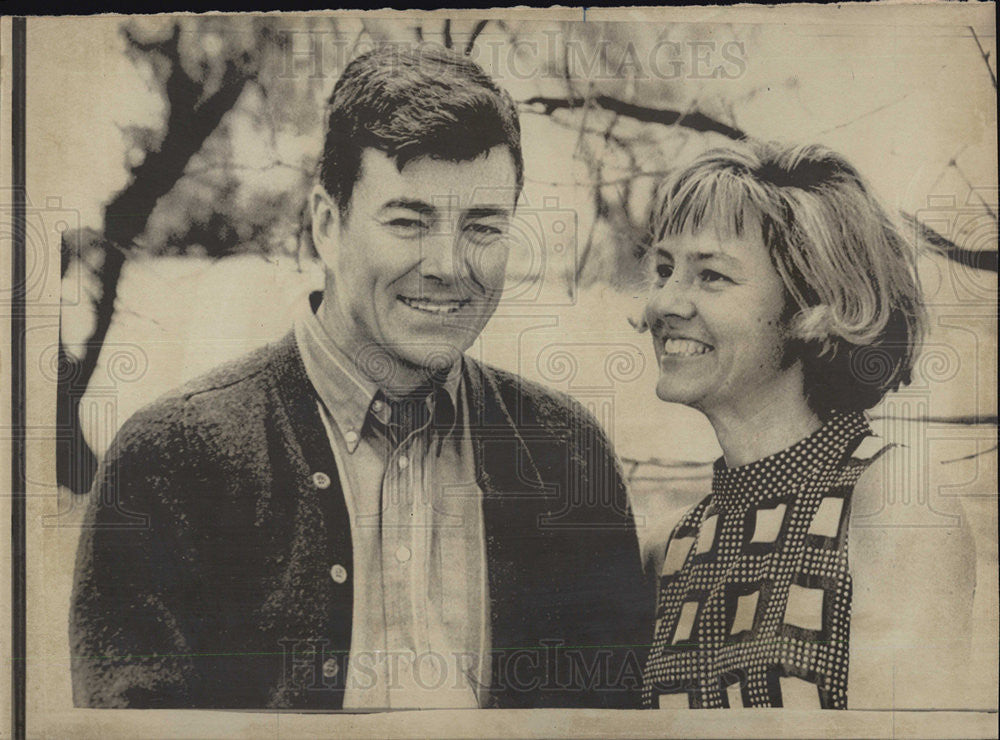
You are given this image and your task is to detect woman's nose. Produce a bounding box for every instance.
[644,277,696,328]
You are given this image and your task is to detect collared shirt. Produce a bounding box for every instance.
[294,293,490,709]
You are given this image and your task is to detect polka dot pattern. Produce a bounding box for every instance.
[642,411,888,709]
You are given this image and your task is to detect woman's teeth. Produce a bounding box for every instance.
[662,338,713,356]
[399,296,468,315]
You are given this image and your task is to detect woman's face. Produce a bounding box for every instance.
[643,227,797,417]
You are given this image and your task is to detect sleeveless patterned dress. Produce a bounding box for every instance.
[642,411,891,709]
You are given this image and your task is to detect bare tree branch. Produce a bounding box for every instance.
[902,211,998,273]
[940,443,998,465]
[525,170,673,189]
[815,93,911,136]
[466,20,488,55]
[949,159,998,222]
[443,18,453,49]
[59,21,266,493]
[970,25,998,90]
[521,95,747,139]
[182,160,313,179]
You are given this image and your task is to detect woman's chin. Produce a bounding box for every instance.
[654,380,701,407]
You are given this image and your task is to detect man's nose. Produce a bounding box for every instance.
[644,275,697,329]
[418,230,462,286]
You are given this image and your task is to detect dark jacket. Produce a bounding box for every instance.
[70,332,654,710]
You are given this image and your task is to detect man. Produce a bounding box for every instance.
[70,45,653,710]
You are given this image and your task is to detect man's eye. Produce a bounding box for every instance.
[655,263,673,280]
[386,218,428,232]
[700,269,731,284]
[465,223,504,238]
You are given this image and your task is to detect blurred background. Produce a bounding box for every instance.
[23,9,997,711]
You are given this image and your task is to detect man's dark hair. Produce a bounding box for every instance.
[319,44,524,217]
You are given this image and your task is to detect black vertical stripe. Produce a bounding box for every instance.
[11,15,28,740]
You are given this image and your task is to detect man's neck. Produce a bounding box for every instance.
[316,293,457,400]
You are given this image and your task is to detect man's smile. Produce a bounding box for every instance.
[398,295,472,315]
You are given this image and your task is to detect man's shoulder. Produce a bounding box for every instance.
[472,359,604,435]
[475,359,575,411]
[113,336,292,457]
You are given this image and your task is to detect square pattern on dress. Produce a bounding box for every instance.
[695,514,719,554]
[642,412,884,710]
[731,591,759,634]
[784,584,824,632]
[673,601,700,644]
[751,504,787,543]
[808,497,844,538]
[662,536,696,576]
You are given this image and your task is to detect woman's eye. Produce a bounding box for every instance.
[700,269,731,284]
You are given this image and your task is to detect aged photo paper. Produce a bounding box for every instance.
[2,5,997,739]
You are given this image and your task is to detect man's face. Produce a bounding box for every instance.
[312,146,517,389]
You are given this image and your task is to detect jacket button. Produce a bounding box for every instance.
[322,658,339,678]
[312,472,331,489]
[330,564,348,584]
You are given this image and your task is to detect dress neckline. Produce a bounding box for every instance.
[710,411,871,513]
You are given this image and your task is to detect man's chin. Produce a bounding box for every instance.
[387,338,468,374]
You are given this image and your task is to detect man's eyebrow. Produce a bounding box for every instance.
[381,199,435,214]
[464,206,512,219]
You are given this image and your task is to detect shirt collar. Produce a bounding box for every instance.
[294,291,462,452]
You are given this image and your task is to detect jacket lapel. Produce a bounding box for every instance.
[463,358,555,705]
[266,331,354,705]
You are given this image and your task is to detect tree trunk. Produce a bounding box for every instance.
[57,24,259,494]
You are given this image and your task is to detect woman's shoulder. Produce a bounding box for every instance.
[849,439,976,583]
[847,439,982,708]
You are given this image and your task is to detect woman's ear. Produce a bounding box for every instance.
[310,184,340,266]
[628,312,649,333]
[628,294,650,333]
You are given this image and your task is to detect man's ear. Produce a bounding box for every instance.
[310,184,340,265]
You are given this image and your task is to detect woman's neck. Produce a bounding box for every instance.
[703,372,823,469]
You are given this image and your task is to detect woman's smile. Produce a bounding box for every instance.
[659,337,715,358]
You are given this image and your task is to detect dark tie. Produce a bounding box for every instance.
[385,396,432,448]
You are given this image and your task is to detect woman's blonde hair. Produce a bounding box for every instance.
[647,139,927,417]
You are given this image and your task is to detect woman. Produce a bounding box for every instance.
[639,141,978,709]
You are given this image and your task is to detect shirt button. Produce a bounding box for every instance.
[371,399,384,413]
[322,658,339,678]
[312,472,331,489]
[397,456,409,470]
[395,545,411,563]
[330,564,348,583]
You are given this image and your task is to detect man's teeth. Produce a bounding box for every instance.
[662,338,712,356]
[400,296,468,315]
